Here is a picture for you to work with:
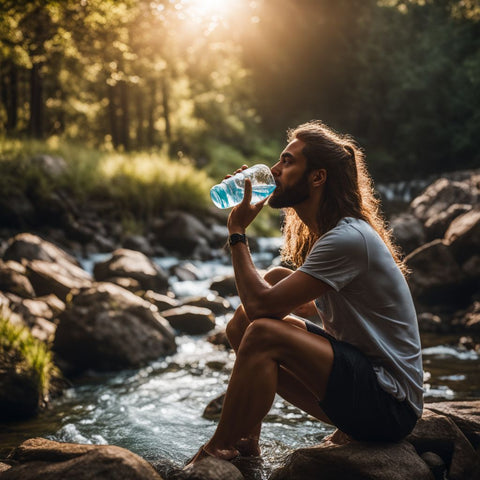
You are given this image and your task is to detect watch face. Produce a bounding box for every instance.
[229,234,247,246]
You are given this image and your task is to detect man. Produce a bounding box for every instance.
[188,120,423,464]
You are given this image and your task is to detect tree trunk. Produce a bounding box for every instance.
[161,75,171,147]
[8,64,18,132]
[108,84,119,148]
[119,79,130,150]
[135,86,144,148]
[147,79,156,148]
[29,62,44,138]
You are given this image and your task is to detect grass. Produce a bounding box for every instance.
[0,314,58,400]
[0,137,214,223]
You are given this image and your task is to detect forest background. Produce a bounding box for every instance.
[0,0,479,226]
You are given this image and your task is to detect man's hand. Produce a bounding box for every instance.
[227,178,267,234]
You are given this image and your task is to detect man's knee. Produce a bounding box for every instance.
[226,306,248,348]
[239,318,278,354]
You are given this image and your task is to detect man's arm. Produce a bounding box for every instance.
[227,179,331,320]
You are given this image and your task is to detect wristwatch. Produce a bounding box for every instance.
[228,233,247,247]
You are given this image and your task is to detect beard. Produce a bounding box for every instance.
[268,172,310,209]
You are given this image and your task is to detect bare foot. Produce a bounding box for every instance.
[235,437,261,457]
[184,444,239,468]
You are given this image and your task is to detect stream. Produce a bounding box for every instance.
[1,238,479,478]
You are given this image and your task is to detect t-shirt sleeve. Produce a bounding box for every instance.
[298,224,367,292]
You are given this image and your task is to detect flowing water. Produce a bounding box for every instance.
[1,238,479,478]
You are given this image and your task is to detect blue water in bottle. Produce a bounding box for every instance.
[210,164,276,209]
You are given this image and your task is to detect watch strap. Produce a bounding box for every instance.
[228,233,247,247]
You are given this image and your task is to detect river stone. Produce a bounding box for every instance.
[390,212,426,254]
[0,260,35,298]
[406,239,467,306]
[154,212,213,255]
[181,294,232,315]
[53,282,176,375]
[444,208,480,264]
[3,232,81,268]
[143,290,179,311]
[180,456,244,480]
[209,275,237,297]
[417,312,449,334]
[424,203,472,241]
[270,439,433,480]
[161,306,215,335]
[25,259,92,301]
[123,234,153,256]
[93,248,169,293]
[410,178,474,223]
[3,437,164,480]
[170,262,202,282]
[406,409,480,480]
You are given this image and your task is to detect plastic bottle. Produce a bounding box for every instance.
[210,164,276,209]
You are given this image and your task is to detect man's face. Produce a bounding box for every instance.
[269,139,311,209]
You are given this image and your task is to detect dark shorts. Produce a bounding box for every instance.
[304,319,418,442]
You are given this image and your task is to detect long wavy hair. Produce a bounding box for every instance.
[280,120,407,275]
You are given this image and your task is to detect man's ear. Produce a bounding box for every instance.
[311,168,327,187]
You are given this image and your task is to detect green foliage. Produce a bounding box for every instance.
[0,315,57,399]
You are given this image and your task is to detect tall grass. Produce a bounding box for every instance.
[0,137,214,221]
[0,315,58,399]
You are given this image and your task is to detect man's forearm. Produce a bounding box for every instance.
[230,242,273,320]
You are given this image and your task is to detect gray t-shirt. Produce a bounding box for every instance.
[299,217,424,417]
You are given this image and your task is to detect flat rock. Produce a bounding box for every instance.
[161,306,215,335]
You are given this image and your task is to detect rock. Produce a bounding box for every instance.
[270,402,480,480]
[3,232,81,269]
[179,456,244,480]
[407,408,480,480]
[0,335,43,421]
[207,329,231,349]
[2,437,164,480]
[154,212,213,256]
[417,312,449,334]
[406,240,468,307]
[123,235,153,257]
[444,209,480,264]
[209,275,237,297]
[203,393,225,420]
[390,212,426,254]
[143,290,179,311]
[161,306,215,335]
[93,249,169,293]
[426,400,480,449]
[0,260,35,298]
[420,452,446,480]
[425,204,472,241]
[53,282,176,375]
[270,439,433,480]
[454,302,480,333]
[107,276,143,293]
[170,262,202,282]
[410,178,475,223]
[25,259,92,301]
[181,295,232,316]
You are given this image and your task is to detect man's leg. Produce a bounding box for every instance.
[194,317,334,462]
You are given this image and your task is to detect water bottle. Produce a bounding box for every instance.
[210,164,276,209]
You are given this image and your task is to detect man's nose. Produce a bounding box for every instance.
[271,162,280,177]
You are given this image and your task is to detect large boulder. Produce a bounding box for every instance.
[444,209,480,265]
[209,275,237,297]
[271,402,480,480]
[179,456,244,480]
[3,233,81,269]
[390,212,426,254]
[406,240,468,307]
[153,212,213,256]
[424,204,472,241]
[25,259,92,301]
[1,437,164,480]
[410,178,475,224]
[93,249,169,293]
[53,282,176,375]
[0,260,35,298]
